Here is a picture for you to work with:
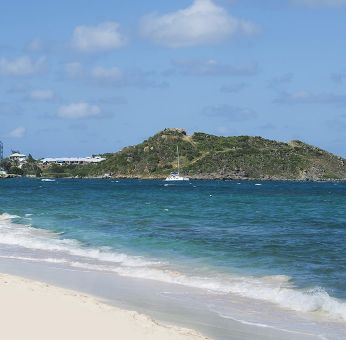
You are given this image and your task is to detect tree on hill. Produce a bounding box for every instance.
[9,166,24,176]
[27,154,35,163]
[0,159,12,172]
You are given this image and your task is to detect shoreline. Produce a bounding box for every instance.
[1,256,341,340]
[2,175,346,182]
[1,181,346,339]
[0,272,207,340]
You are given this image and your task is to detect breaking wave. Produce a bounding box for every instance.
[1,212,346,322]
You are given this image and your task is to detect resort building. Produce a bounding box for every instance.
[9,152,27,162]
[0,169,7,177]
[40,156,105,166]
[9,153,27,167]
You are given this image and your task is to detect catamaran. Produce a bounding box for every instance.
[165,146,189,181]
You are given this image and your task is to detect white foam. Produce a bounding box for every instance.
[0,213,20,221]
[36,258,346,322]
[215,312,330,339]
[116,268,346,322]
[0,255,68,264]
[1,212,346,323]
[0,213,160,268]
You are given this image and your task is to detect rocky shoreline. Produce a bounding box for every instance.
[4,174,345,182]
[0,174,21,179]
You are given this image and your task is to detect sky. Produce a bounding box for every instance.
[0,0,345,158]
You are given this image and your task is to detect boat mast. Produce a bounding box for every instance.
[177,145,180,175]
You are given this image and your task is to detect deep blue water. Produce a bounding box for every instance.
[0,178,346,322]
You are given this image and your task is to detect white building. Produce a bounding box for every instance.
[40,156,105,165]
[0,169,7,177]
[9,153,27,165]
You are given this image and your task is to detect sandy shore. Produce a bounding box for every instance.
[0,273,208,340]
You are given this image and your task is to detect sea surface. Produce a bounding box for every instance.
[1,178,346,339]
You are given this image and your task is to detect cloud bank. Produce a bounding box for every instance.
[57,102,101,119]
[0,56,46,76]
[202,104,257,121]
[64,62,168,89]
[91,66,122,80]
[292,0,346,7]
[268,73,294,88]
[72,22,126,52]
[276,91,346,104]
[331,71,346,84]
[169,59,258,77]
[8,127,26,138]
[141,0,257,47]
[220,83,248,93]
[29,89,55,101]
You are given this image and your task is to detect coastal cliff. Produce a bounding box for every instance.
[67,128,346,180]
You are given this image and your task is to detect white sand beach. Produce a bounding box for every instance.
[0,273,208,340]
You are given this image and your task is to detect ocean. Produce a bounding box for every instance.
[1,178,346,339]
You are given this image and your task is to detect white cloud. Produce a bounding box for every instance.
[71,22,126,52]
[63,62,168,88]
[331,71,346,84]
[292,0,346,6]
[64,62,84,78]
[27,38,43,52]
[202,104,257,121]
[88,65,168,88]
[141,0,257,48]
[57,102,101,119]
[169,59,258,76]
[0,102,22,116]
[29,89,55,101]
[8,127,26,138]
[268,73,294,88]
[0,56,46,76]
[220,83,248,93]
[91,66,122,80]
[276,91,346,104]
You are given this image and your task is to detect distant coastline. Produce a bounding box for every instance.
[2,175,346,183]
[2,128,346,181]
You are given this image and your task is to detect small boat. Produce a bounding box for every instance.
[165,146,189,182]
[165,172,189,181]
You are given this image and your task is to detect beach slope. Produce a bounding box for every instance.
[0,274,207,340]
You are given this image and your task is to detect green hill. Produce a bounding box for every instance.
[63,128,346,180]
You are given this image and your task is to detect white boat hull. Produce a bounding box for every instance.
[165,174,189,181]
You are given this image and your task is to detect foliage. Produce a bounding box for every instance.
[23,128,344,180]
[21,162,42,177]
[64,128,346,180]
[9,166,24,175]
[27,154,35,163]
[0,159,12,172]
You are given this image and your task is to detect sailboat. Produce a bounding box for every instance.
[165,146,189,181]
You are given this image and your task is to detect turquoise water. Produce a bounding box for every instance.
[1,178,346,326]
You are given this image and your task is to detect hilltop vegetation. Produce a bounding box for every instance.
[64,128,346,180]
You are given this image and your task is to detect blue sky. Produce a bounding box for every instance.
[0,0,345,157]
